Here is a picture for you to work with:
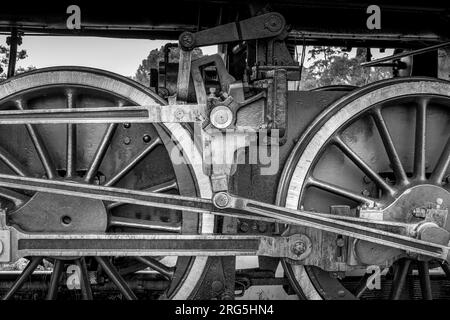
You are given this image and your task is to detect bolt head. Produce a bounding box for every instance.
[143,134,151,143]
[175,108,185,120]
[292,240,307,256]
[179,32,195,50]
[239,222,249,233]
[123,137,131,145]
[265,14,283,32]
[337,290,346,297]
[211,280,224,292]
[336,238,345,247]
[213,192,230,208]
[210,106,233,129]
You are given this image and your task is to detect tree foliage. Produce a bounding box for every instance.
[0,45,35,81]
[134,46,203,86]
[300,47,392,90]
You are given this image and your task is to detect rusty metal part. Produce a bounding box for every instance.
[178,12,285,50]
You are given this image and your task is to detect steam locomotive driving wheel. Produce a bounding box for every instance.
[278,78,450,300]
[0,67,214,300]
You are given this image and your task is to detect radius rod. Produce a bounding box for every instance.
[0,173,448,261]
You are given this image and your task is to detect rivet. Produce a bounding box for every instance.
[143,134,151,143]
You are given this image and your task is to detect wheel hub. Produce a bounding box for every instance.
[8,191,108,233]
[382,185,450,227]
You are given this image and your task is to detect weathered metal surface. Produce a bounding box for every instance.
[0,1,448,47]
[0,67,215,300]
[0,105,206,124]
[278,78,450,299]
[178,12,285,50]
[0,173,448,261]
[0,230,311,261]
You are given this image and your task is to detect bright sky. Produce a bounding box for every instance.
[0,35,392,78]
[0,35,217,78]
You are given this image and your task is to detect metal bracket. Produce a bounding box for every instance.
[178,12,286,51]
[0,209,10,263]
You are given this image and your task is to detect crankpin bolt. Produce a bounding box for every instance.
[210,106,233,129]
[213,193,230,208]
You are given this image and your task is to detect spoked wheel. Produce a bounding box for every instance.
[277,78,450,300]
[0,67,214,300]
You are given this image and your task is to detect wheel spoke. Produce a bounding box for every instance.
[109,216,181,233]
[371,107,409,185]
[65,91,77,178]
[15,99,56,179]
[104,137,162,187]
[333,136,396,196]
[430,137,450,184]
[84,99,123,183]
[413,99,427,181]
[0,187,29,208]
[417,261,432,300]
[439,261,450,278]
[307,176,378,207]
[0,145,28,176]
[389,259,411,300]
[107,179,178,210]
[95,257,137,300]
[133,256,174,280]
[84,124,118,183]
[354,273,370,299]
[46,259,63,300]
[2,257,43,300]
[75,258,93,300]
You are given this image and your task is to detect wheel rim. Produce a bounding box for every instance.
[277,77,450,300]
[0,67,214,300]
